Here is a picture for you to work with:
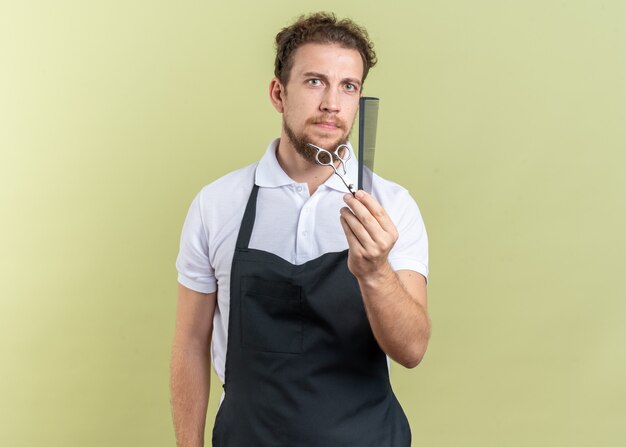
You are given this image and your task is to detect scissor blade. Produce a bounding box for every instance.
[358,97,380,193]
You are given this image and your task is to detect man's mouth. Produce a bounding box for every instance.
[314,121,341,130]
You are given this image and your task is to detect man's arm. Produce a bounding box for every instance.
[340,191,431,368]
[170,283,217,447]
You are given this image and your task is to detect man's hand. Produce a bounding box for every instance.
[339,190,398,279]
[339,190,430,368]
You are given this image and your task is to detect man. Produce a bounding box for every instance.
[170,12,430,447]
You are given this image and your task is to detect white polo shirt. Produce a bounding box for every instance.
[176,139,428,383]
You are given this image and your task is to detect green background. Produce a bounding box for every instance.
[2,1,625,445]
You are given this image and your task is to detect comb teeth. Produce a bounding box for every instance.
[358,97,380,193]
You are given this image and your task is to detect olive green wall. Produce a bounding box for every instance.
[1,1,624,445]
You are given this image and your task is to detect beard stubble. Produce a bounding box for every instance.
[283,116,353,165]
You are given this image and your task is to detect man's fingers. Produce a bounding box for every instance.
[354,191,397,233]
[343,192,398,243]
[340,207,375,249]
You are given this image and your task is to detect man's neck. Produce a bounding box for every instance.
[275,137,334,196]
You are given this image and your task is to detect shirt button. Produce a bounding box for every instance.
[302,231,308,237]
[296,186,303,192]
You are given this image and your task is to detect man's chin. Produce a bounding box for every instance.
[307,134,349,151]
[284,121,350,164]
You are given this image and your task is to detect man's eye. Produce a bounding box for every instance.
[308,79,321,86]
[345,83,357,92]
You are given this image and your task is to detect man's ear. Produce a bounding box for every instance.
[269,77,285,113]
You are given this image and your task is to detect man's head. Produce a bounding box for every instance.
[274,12,377,87]
[270,13,377,164]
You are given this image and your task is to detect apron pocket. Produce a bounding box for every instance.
[241,276,303,354]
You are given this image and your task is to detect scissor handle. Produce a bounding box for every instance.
[314,146,334,166]
[334,144,351,164]
[308,143,356,195]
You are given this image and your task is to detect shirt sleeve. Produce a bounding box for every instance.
[175,190,217,294]
[387,191,429,281]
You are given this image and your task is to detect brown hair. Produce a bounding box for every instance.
[274,12,377,86]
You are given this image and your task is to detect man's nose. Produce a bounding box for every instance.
[320,87,340,113]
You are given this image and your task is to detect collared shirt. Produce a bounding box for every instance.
[176,139,428,383]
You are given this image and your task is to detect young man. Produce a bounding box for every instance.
[171,12,430,447]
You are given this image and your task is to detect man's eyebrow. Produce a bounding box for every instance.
[302,72,362,88]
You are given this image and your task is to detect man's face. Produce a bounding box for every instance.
[277,43,364,163]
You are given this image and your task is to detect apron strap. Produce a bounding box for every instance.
[235,184,260,250]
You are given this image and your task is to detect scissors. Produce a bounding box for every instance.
[308,143,357,196]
